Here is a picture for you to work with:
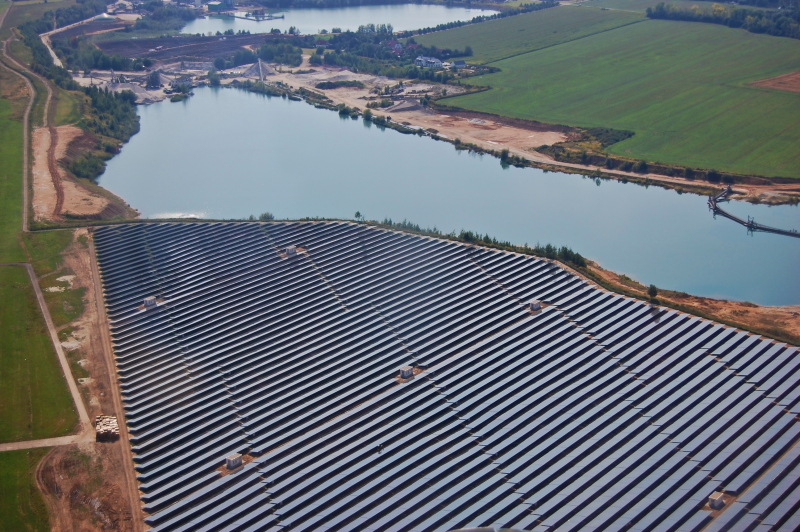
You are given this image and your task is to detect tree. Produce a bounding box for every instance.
[648,284,658,299]
[354,211,363,222]
[214,57,225,70]
[258,212,274,221]
[464,45,473,56]
[207,69,220,86]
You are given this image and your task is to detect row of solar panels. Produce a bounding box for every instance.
[93,222,800,531]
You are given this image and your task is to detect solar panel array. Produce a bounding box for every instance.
[92,221,800,532]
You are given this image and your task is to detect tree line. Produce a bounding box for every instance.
[377,218,587,269]
[646,2,800,39]
[395,1,559,38]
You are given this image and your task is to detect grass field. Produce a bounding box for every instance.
[0,0,77,39]
[0,266,78,443]
[54,88,80,126]
[0,86,26,263]
[438,18,800,178]
[417,6,644,63]
[0,449,50,532]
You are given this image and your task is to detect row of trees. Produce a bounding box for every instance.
[396,1,559,38]
[18,0,109,34]
[646,2,800,39]
[52,36,153,72]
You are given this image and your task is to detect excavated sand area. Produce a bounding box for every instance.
[32,127,58,221]
[31,125,109,221]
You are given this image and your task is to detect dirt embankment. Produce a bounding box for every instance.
[586,261,800,346]
[34,230,137,532]
[32,124,135,222]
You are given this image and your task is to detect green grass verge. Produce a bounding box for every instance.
[0,95,26,263]
[22,231,86,328]
[440,19,800,178]
[0,449,50,532]
[417,6,644,64]
[22,230,73,276]
[0,266,78,443]
[54,88,81,126]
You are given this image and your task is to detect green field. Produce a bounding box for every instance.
[0,0,77,39]
[0,449,50,532]
[437,17,800,178]
[0,266,78,443]
[417,6,644,63]
[0,88,26,263]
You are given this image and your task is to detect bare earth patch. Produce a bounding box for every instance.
[266,67,569,162]
[32,127,58,221]
[32,125,111,221]
[751,71,800,94]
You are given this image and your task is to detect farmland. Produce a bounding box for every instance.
[416,6,644,63]
[435,16,800,178]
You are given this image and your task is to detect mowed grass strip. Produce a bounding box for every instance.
[0,83,26,263]
[0,449,50,532]
[417,6,644,64]
[443,20,800,178]
[0,266,78,443]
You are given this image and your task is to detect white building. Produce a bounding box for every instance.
[414,56,443,69]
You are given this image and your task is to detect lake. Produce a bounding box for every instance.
[181,4,498,35]
[100,88,800,306]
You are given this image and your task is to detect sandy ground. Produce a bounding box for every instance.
[260,65,570,161]
[32,125,110,221]
[35,229,137,532]
[32,127,58,221]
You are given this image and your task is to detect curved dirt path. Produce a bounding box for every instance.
[1,30,63,219]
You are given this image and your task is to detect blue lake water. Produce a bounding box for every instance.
[182,4,498,35]
[100,88,800,305]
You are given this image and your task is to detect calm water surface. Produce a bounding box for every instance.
[182,5,497,35]
[101,88,800,305]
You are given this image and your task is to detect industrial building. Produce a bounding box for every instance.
[93,222,800,531]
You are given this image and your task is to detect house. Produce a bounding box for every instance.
[386,40,403,51]
[207,1,223,12]
[414,56,442,69]
[315,39,329,48]
[451,60,467,69]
